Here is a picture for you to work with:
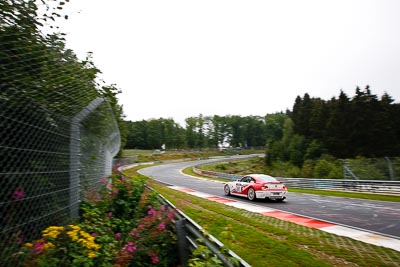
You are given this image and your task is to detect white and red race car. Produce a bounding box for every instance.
[223,174,287,201]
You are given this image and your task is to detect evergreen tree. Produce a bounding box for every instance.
[308,98,327,141]
[326,90,352,158]
[349,86,380,156]
[292,93,313,137]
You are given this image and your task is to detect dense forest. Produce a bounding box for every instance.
[267,86,400,169]
[124,86,400,163]
[124,114,267,150]
[289,86,400,159]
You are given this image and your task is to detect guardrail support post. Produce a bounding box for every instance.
[175,219,189,266]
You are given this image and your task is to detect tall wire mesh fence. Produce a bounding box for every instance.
[0,3,121,263]
[343,157,400,180]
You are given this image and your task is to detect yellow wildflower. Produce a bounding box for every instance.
[44,242,55,249]
[79,230,93,240]
[88,251,97,258]
[88,243,101,250]
[67,230,79,241]
[43,231,60,239]
[43,226,64,232]
[42,226,64,239]
[24,243,33,248]
[69,225,81,231]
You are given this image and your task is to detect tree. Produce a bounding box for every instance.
[196,114,206,149]
[125,120,148,149]
[292,93,313,137]
[304,140,326,160]
[163,118,185,149]
[372,93,398,156]
[226,115,246,147]
[243,116,265,148]
[264,113,287,145]
[325,90,352,158]
[266,117,295,164]
[349,86,380,156]
[288,134,306,167]
[209,115,230,148]
[185,117,198,148]
[308,98,328,141]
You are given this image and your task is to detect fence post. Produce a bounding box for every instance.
[70,97,105,220]
[385,157,394,181]
[343,165,359,180]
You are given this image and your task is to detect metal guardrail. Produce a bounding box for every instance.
[159,194,251,267]
[119,162,251,267]
[278,178,400,195]
[193,165,400,195]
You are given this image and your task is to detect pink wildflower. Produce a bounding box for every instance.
[12,187,25,201]
[107,212,113,217]
[91,232,97,238]
[94,194,101,202]
[147,208,156,216]
[33,239,45,254]
[129,229,140,238]
[115,233,121,240]
[157,222,165,231]
[100,177,108,185]
[112,189,119,195]
[123,241,136,253]
[168,211,175,220]
[149,252,159,264]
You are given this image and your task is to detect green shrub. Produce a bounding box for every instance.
[19,174,179,266]
[313,159,342,179]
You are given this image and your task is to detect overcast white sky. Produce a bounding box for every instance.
[58,0,400,126]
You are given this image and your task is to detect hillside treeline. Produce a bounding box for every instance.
[287,86,399,160]
[125,86,400,164]
[125,114,268,150]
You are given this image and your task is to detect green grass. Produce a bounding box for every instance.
[122,149,155,157]
[122,149,226,163]
[123,167,400,267]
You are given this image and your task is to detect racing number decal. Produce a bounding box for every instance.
[235,183,242,192]
[235,183,250,193]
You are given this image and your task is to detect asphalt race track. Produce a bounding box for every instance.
[138,159,400,240]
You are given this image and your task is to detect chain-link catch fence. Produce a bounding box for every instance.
[0,2,121,263]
